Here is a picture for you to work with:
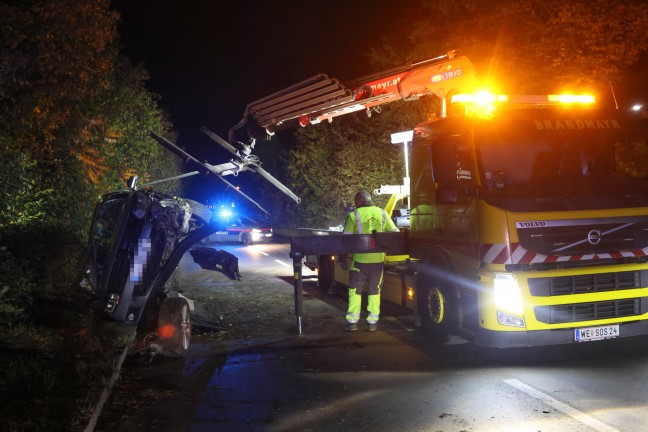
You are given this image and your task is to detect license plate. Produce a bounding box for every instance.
[574,324,619,342]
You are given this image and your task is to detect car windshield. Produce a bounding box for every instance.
[90,194,126,270]
[475,109,648,211]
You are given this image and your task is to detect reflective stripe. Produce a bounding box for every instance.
[354,209,363,233]
[346,312,360,324]
[367,293,380,320]
[347,288,362,323]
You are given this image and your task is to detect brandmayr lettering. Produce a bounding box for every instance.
[534,119,622,130]
[516,221,546,228]
[370,77,401,93]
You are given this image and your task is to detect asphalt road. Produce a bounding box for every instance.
[95,240,648,432]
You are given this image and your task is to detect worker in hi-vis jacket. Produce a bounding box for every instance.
[340,190,398,332]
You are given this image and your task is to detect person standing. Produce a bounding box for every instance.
[340,190,398,332]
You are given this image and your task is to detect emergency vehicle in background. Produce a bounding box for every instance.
[234,51,648,347]
[201,204,273,245]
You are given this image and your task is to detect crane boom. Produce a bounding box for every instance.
[230,50,476,143]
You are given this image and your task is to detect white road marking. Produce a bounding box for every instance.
[503,378,620,432]
[275,259,292,268]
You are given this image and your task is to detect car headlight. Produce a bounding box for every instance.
[493,272,523,315]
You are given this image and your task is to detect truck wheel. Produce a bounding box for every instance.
[157,297,191,357]
[417,280,455,343]
[318,255,334,292]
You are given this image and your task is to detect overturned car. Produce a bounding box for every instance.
[82,180,240,357]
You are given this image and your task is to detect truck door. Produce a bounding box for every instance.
[410,123,478,256]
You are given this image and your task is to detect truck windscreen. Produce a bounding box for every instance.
[475,109,648,211]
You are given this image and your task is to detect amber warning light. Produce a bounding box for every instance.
[451,92,596,107]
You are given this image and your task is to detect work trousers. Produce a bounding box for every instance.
[345,261,384,325]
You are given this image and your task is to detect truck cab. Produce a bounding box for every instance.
[409,94,648,346]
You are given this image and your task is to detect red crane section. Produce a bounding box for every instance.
[230,50,476,143]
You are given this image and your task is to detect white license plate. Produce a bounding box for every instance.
[574,324,619,342]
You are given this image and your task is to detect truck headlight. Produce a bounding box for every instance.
[494,272,523,315]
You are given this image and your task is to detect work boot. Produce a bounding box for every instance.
[344,323,358,332]
[367,323,379,332]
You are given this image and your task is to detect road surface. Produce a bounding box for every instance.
[95,240,648,432]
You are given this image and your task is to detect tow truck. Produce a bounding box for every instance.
[234,50,648,347]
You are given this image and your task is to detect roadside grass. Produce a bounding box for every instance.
[0,283,120,432]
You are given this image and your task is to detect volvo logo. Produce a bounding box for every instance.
[587,229,602,245]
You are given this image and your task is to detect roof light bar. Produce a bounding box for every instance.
[451,93,508,104]
[451,93,596,106]
[547,94,595,104]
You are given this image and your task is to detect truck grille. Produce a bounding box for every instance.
[528,271,645,296]
[534,299,642,324]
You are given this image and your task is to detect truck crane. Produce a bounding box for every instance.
[229,50,476,145]
[237,49,648,348]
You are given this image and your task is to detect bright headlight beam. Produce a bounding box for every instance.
[493,272,523,314]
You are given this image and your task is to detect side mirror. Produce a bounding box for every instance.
[435,185,458,205]
[127,175,139,190]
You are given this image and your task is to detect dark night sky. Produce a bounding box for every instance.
[112,0,413,147]
[111,0,415,205]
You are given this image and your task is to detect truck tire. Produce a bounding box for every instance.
[417,276,456,344]
[318,255,334,292]
[157,297,191,357]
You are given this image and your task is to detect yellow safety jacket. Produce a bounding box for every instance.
[343,205,398,263]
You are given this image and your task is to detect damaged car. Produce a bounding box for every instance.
[81,177,240,357]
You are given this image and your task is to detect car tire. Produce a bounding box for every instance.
[241,232,253,246]
[157,297,191,357]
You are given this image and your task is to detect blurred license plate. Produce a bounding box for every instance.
[574,324,619,342]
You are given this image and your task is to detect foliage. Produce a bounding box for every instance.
[0,138,53,228]
[0,324,116,432]
[401,0,648,95]
[0,0,181,241]
[0,246,35,321]
[284,98,435,228]
[0,1,180,430]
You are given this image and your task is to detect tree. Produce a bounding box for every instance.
[0,0,181,240]
[403,0,648,96]
[284,98,435,228]
[0,0,180,323]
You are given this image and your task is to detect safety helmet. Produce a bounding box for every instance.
[354,190,372,207]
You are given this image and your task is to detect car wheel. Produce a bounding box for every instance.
[241,232,253,245]
[157,297,191,357]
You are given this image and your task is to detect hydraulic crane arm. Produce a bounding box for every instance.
[230,50,476,143]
